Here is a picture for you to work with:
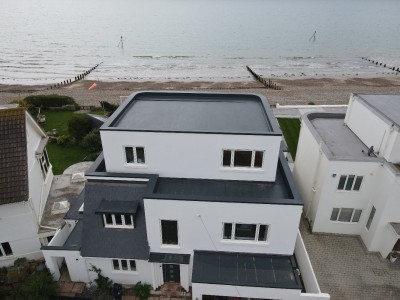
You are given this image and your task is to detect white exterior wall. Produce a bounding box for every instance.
[101,131,281,182]
[361,165,400,256]
[293,120,328,224]
[144,199,302,256]
[345,95,400,162]
[0,202,42,267]
[26,114,53,220]
[86,257,153,285]
[311,160,380,234]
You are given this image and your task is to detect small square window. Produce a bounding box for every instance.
[121,260,128,270]
[223,223,232,239]
[234,151,252,167]
[258,225,268,241]
[254,151,263,168]
[129,260,136,271]
[234,224,257,240]
[105,214,113,225]
[124,215,132,226]
[345,175,355,191]
[136,147,145,164]
[125,147,134,163]
[223,150,231,167]
[113,259,120,270]
[352,209,362,223]
[330,208,340,221]
[353,176,363,191]
[337,175,347,190]
[115,215,123,225]
[338,208,353,222]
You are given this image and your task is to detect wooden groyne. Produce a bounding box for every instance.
[47,62,103,90]
[246,66,282,90]
[361,57,400,73]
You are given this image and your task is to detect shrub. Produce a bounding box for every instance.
[90,265,113,298]
[56,135,70,145]
[68,115,92,141]
[134,281,152,300]
[100,101,119,115]
[16,271,57,300]
[24,94,77,109]
[81,129,102,153]
[14,257,27,267]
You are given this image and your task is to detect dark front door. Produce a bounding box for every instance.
[162,264,180,283]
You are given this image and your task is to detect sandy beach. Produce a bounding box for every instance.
[1,76,400,107]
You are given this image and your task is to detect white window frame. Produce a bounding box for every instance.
[222,222,269,243]
[337,175,364,192]
[0,242,13,257]
[330,208,362,223]
[112,259,137,272]
[222,149,264,169]
[103,214,134,229]
[37,148,51,179]
[124,146,146,165]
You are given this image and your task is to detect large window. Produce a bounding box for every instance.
[337,175,363,191]
[124,146,145,164]
[0,242,13,257]
[37,148,51,178]
[161,220,178,245]
[330,208,362,223]
[222,150,263,168]
[366,206,376,230]
[103,214,134,229]
[112,259,136,272]
[223,223,268,242]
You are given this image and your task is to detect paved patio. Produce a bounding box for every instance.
[300,217,400,300]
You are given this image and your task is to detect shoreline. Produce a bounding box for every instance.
[1,76,400,106]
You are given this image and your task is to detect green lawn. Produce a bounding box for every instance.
[41,111,91,175]
[278,118,301,159]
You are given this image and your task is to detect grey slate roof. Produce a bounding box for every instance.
[103,92,281,135]
[192,251,302,290]
[80,181,150,260]
[0,107,28,205]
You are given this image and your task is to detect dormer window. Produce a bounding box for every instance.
[125,146,145,164]
[103,213,134,229]
[222,149,263,168]
[96,199,139,230]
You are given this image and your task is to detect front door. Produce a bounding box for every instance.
[162,264,180,283]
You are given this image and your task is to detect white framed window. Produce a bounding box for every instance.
[103,214,134,229]
[0,242,13,257]
[37,148,51,178]
[330,208,362,223]
[222,149,264,168]
[366,206,376,230]
[337,175,363,191]
[124,146,145,164]
[112,259,136,272]
[222,223,268,242]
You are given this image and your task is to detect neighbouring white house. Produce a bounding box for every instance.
[42,91,329,300]
[0,105,55,267]
[293,93,400,259]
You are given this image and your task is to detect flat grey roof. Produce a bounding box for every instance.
[150,156,301,206]
[103,92,280,135]
[306,113,382,162]
[192,251,302,290]
[357,94,400,127]
[149,252,190,264]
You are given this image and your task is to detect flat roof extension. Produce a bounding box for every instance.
[102,92,280,135]
[305,113,382,162]
[357,94,400,128]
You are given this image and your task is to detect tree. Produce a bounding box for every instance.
[81,129,102,153]
[68,115,92,142]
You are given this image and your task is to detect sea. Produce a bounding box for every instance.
[1,0,400,85]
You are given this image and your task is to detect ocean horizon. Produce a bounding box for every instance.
[1,0,400,85]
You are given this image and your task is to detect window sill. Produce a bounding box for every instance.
[329,221,359,224]
[112,270,139,275]
[104,225,134,229]
[220,240,269,246]
[160,244,180,249]
[124,163,148,169]
[220,167,264,173]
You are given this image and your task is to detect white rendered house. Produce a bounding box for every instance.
[42,92,329,300]
[294,94,400,258]
[0,105,54,267]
